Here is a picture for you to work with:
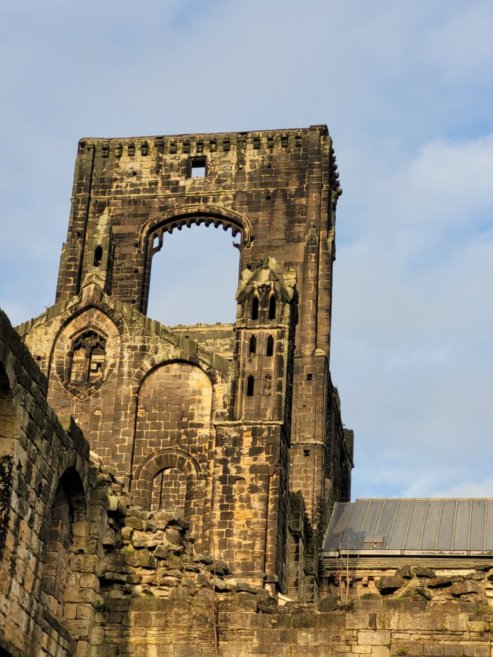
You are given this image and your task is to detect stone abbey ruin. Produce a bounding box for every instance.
[2,126,493,657]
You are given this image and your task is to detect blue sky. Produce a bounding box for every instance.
[1,0,493,499]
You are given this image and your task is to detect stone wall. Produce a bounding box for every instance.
[94,543,493,657]
[2,308,492,656]
[82,477,493,657]
[110,598,493,657]
[47,126,349,534]
[0,309,98,657]
[18,289,230,485]
[16,128,352,593]
[171,324,235,361]
[323,558,493,606]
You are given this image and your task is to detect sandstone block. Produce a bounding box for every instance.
[412,567,435,579]
[450,581,480,597]
[376,577,406,595]
[357,631,390,646]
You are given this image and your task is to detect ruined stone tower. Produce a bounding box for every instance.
[19,126,352,598]
[6,127,493,657]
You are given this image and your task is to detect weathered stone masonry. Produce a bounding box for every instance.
[0,310,102,657]
[18,127,353,596]
[3,126,493,657]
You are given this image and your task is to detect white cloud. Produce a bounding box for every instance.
[432,476,493,499]
[333,132,493,497]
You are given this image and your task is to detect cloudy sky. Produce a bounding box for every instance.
[1,0,492,500]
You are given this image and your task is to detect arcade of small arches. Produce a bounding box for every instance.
[251,294,277,322]
[248,334,275,356]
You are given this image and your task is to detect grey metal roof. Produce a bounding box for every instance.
[323,499,493,556]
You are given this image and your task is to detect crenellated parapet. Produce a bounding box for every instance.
[77,126,328,160]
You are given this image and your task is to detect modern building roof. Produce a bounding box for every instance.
[323,499,493,556]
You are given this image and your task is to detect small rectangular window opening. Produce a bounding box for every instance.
[189,157,207,178]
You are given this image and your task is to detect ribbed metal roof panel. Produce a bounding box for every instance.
[420,500,441,550]
[471,500,486,551]
[485,502,493,550]
[323,499,493,554]
[378,499,399,549]
[436,500,455,550]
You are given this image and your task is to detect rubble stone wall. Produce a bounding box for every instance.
[94,488,493,657]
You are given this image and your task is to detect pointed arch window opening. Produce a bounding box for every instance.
[251,296,259,320]
[266,335,274,357]
[40,469,87,622]
[93,245,103,267]
[151,467,187,516]
[249,335,257,355]
[69,331,107,385]
[246,375,255,397]
[268,294,277,320]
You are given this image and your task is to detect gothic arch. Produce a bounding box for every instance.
[133,361,213,456]
[135,356,220,390]
[139,204,252,250]
[132,448,203,514]
[140,205,250,316]
[40,468,88,629]
[49,307,122,399]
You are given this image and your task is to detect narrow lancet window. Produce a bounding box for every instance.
[266,335,274,356]
[268,295,276,320]
[251,296,259,320]
[246,375,255,397]
[93,245,103,267]
[249,335,257,355]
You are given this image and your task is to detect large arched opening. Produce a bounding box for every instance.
[146,223,240,325]
[40,468,88,628]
